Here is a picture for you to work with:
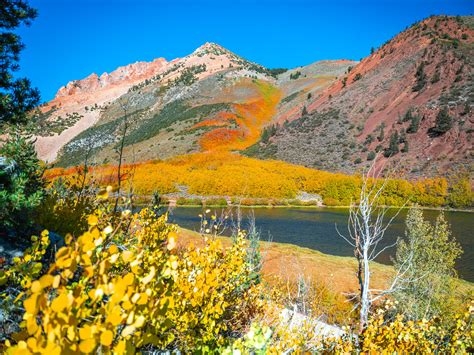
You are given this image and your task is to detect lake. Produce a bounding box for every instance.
[166,207,474,282]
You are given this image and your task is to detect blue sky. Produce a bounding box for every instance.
[16,0,473,101]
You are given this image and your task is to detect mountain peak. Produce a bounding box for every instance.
[193,42,233,57]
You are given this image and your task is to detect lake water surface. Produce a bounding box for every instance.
[167,207,474,282]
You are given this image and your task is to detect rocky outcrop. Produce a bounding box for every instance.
[55,58,168,98]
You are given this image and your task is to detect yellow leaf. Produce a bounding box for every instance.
[167,232,177,250]
[51,293,69,313]
[79,338,97,353]
[87,215,98,226]
[131,293,140,304]
[39,274,54,288]
[26,317,38,335]
[79,325,92,340]
[123,272,134,285]
[52,275,61,288]
[126,311,135,325]
[24,295,38,315]
[30,281,42,294]
[122,251,133,263]
[100,330,114,346]
[113,340,127,355]
[97,189,109,200]
[26,337,38,351]
[141,266,155,285]
[67,326,76,342]
[134,315,145,328]
[108,244,118,254]
[106,307,122,326]
[121,325,135,337]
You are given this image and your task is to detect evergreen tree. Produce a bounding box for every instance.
[0,1,43,237]
[367,151,376,161]
[407,114,421,133]
[393,208,462,321]
[0,0,40,125]
[401,140,409,153]
[431,107,453,135]
[0,133,45,236]
[403,109,414,122]
[412,61,427,92]
[364,134,374,145]
[377,125,385,142]
[261,125,277,144]
[384,131,399,157]
[399,128,407,143]
[261,127,270,143]
[301,105,308,117]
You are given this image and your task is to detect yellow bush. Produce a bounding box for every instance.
[3,207,260,353]
[44,152,464,207]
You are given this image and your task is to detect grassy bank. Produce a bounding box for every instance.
[176,227,473,305]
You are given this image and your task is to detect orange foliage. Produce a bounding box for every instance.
[192,80,282,152]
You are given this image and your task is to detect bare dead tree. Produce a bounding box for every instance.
[77,134,96,198]
[114,98,131,213]
[336,164,412,331]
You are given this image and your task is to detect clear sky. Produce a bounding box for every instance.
[16,0,473,101]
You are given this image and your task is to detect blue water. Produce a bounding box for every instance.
[166,207,474,282]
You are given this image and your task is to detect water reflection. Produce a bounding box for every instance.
[166,207,474,282]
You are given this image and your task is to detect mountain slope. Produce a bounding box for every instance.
[33,17,473,179]
[33,43,352,167]
[248,16,473,177]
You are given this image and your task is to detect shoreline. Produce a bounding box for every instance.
[142,202,474,213]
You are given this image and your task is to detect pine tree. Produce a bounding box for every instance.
[399,128,407,143]
[431,107,453,135]
[401,141,409,153]
[377,125,385,142]
[384,131,399,157]
[367,151,376,161]
[412,61,427,92]
[407,114,421,133]
[0,133,45,235]
[301,105,308,117]
[0,0,40,125]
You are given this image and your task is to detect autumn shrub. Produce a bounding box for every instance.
[34,176,97,238]
[44,152,469,208]
[2,200,262,353]
[447,176,474,208]
[176,197,202,206]
[239,198,268,206]
[266,277,355,326]
[324,302,474,353]
[288,199,319,206]
[204,197,228,206]
[225,302,473,353]
[322,197,342,206]
[0,231,50,339]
